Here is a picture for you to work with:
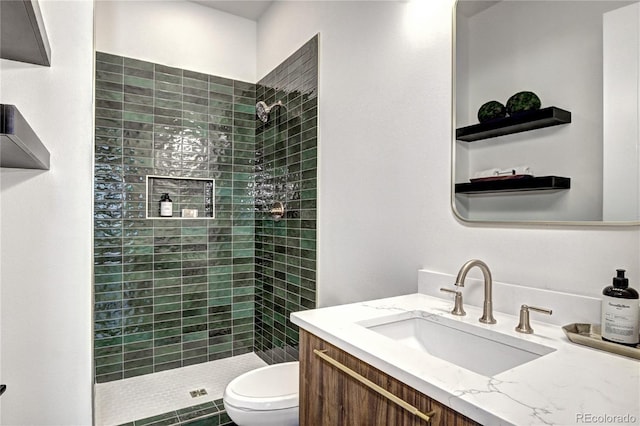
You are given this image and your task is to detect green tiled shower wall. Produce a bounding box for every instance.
[254,36,318,364]
[94,52,257,382]
[94,35,317,382]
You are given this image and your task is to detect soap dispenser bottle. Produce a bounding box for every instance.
[601,269,639,346]
[159,193,173,217]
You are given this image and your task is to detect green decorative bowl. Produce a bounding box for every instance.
[506,91,541,116]
[477,100,507,123]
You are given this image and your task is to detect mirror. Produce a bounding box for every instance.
[453,0,640,225]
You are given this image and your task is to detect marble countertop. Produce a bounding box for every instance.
[291,293,640,426]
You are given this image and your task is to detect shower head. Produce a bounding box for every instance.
[256,100,283,123]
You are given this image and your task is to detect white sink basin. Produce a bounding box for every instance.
[359,311,555,376]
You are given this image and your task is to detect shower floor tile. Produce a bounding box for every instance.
[95,353,267,426]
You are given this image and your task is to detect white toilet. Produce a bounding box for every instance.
[223,361,299,426]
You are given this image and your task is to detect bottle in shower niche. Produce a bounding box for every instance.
[601,269,639,346]
[159,193,173,217]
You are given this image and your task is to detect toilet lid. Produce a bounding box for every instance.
[224,361,299,411]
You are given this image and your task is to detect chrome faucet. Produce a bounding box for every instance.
[455,259,496,324]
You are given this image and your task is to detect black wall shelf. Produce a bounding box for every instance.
[456,107,571,142]
[455,175,571,194]
[0,0,51,66]
[1,104,50,170]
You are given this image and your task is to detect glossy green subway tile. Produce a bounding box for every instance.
[182,329,208,343]
[133,411,179,426]
[94,290,124,303]
[155,80,182,94]
[153,351,182,366]
[124,321,154,336]
[153,260,182,270]
[155,302,181,315]
[177,403,220,424]
[121,329,154,345]
[184,69,208,82]
[231,261,253,272]
[209,82,234,96]
[124,365,154,379]
[94,333,123,348]
[124,57,154,71]
[95,328,123,345]
[154,321,182,336]
[154,341,183,357]
[96,108,123,123]
[155,63,182,77]
[208,333,232,346]
[183,97,208,112]
[208,99,233,112]
[124,98,153,115]
[94,272,124,284]
[301,146,317,161]
[120,260,151,273]
[182,304,207,317]
[94,282,123,295]
[183,354,208,367]
[183,276,207,287]
[96,59,122,74]
[232,301,254,312]
[208,296,232,307]
[123,111,154,124]
[96,79,124,94]
[123,311,153,325]
[96,90,124,106]
[94,351,124,369]
[94,48,315,378]
[95,361,125,377]
[232,308,254,320]
[183,284,207,296]
[154,342,182,356]
[151,269,181,280]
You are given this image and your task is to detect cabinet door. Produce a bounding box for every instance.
[299,330,480,426]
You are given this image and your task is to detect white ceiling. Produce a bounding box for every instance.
[457,1,500,17]
[189,0,275,21]
[190,1,499,21]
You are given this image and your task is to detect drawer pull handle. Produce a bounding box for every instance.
[314,349,436,423]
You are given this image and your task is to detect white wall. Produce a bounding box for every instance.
[0,1,94,424]
[603,3,640,221]
[95,0,257,82]
[257,0,640,308]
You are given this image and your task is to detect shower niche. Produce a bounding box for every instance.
[145,175,215,219]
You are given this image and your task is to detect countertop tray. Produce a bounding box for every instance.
[562,323,640,360]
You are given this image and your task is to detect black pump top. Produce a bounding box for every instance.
[613,269,629,288]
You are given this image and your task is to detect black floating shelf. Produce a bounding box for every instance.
[455,176,571,194]
[0,0,51,66]
[1,104,50,170]
[456,107,571,142]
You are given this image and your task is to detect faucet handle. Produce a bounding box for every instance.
[440,288,466,316]
[515,304,552,334]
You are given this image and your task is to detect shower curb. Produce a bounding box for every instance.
[115,398,235,426]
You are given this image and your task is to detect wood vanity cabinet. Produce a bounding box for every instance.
[299,329,480,426]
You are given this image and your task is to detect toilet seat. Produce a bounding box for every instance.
[223,361,299,411]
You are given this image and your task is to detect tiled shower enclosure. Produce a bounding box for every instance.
[253,36,319,364]
[93,35,318,383]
